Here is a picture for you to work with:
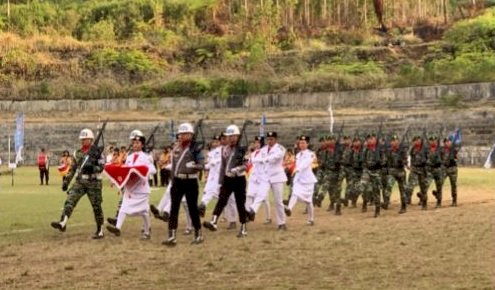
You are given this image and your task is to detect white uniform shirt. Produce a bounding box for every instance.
[123,151,157,194]
[259,143,287,183]
[294,149,317,184]
[204,146,222,193]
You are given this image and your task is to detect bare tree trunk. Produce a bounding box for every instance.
[443,0,448,24]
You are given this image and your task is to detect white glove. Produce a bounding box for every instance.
[165,164,172,170]
[186,161,197,169]
[230,167,240,174]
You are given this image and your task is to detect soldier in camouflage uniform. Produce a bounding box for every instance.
[379,137,393,210]
[360,133,385,217]
[341,135,353,207]
[314,136,327,207]
[386,134,408,214]
[425,134,445,208]
[50,128,105,239]
[349,136,364,208]
[315,134,344,215]
[405,135,429,210]
[442,136,459,207]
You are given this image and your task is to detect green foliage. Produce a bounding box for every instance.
[81,20,115,42]
[85,48,160,78]
[0,49,37,77]
[444,8,495,54]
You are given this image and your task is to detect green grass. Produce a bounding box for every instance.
[0,166,494,289]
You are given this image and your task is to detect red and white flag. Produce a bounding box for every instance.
[103,163,149,190]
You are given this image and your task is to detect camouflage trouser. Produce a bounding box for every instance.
[316,169,343,207]
[360,169,381,208]
[389,168,407,205]
[63,180,104,226]
[342,166,353,202]
[405,167,428,204]
[380,169,394,205]
[348,169,363,204]
[426,167,445,204]
[443,166,458,202]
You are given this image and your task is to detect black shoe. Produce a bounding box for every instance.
[106,225,121,236]
[107,217,117,226]
[284,207,292,217]
[399,204,406,214]
[191,229,204,244]
[150,204,160,218]
[335,204,342,216]
[381,203,389,210]
[162,212,170,222]
[203,221,218,232]
[163,230,177,247]
[50,221,66,232]
[282,199,289,206]
[374,206,380,218]
[237,224,247,238]
[92,228,104,239]
[277,224,287,231]
[246,210,256,222]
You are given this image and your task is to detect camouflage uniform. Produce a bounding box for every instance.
[361,143,385,217]
[386,143,408,213]
[349,144,363,207]
[442,141,459,207]
[315,145,343,215]
[57,149,105,232]
[341,143,353,206]
[405,140,429,209]
[425,138,445,207]
[380,163,393,209]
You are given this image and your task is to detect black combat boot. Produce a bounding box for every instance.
[191,229,204,245]
[374,206,380,218]
[421,198,427,210]
[246,209,256,222]
[361,201,367,213]
[327,201,335,212]
[237,223,247,238]
[203,215,218,231]
[399,203,406,214]
[92,224,104,239]
[351,198,357,208]
[51,215,68,232]
[284,206,292,217]
[451,194,457,207]
[163,230,177,246]
[335,203,342,216]
[107,217,117,226]
[106,224,121,236]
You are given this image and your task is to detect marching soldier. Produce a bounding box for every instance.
[315,134,344,215]
[442,136,460,207]
[50,128,105,239]
[349,135,364,208]
[163,122,205,246]
[284,135,317,225]
[386,134,408,214]
[425,134,445,208]
[379,137,393,210]
[341,135,353,207]
[361,132,385,217]
[405,135,429,210]
[203,124,249,237]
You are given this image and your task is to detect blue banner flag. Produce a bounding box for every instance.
[15,112,24,164]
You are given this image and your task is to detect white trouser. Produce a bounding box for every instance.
[116,210,151,235]
[224,194,238,223]
[288,195,314,222]
[246,196,271,220]
[201,190,219,206]
[258,182,285,225]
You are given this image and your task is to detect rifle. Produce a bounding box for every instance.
[234,120,253,164]
[144,124,161,153]
[399,125,410,154]
[66,121,107,190]
[190,119,205,163]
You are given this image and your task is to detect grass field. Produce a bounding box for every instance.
[0,167,494,289]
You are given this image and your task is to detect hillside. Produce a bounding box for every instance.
[1,0,495,100]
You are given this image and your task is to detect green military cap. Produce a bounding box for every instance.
[428,134,438,141]
[325,134,336,140]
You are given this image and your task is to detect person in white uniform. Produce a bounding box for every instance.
[245,136,272,224]
[249,131,287,230]
[107,131,157,239]
[284,135,317,225]
[198,134,238,229]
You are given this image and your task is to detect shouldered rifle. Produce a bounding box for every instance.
[144,123,161,153]
[421,127,429,163]
[190,119,205,163]
[72,121,107,183]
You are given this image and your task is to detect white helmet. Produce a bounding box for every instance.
[79,128,94,140]
[225,124,240,136]
[178,122,194,134]
[129,129,144,140]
